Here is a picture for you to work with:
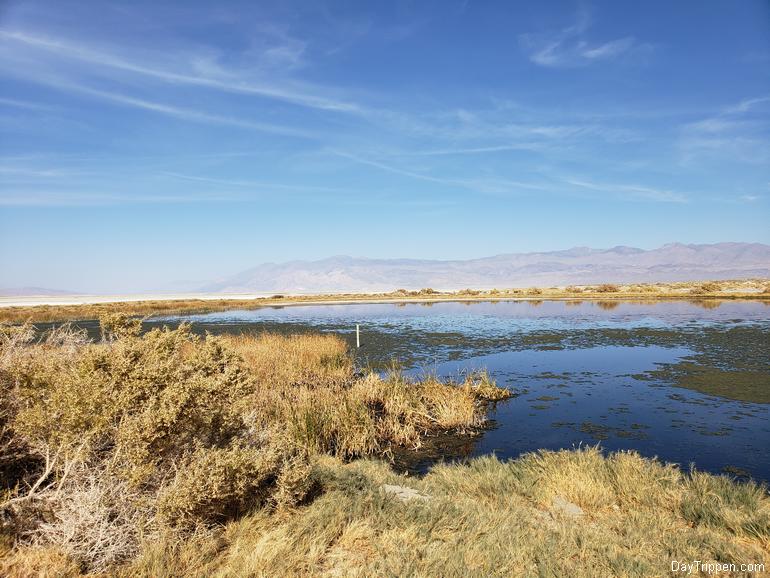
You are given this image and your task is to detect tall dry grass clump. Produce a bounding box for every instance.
[221,332,352,387]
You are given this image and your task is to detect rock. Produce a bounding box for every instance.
[551,495,584,518]
[381,484,431,502]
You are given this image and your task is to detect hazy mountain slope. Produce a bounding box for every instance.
[202,243,770,293]
[0,287,78,297]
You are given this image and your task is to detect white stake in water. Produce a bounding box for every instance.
[356,324,360,348]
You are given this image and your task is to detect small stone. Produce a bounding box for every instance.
[381,484,431,502]
[551,495,584,518]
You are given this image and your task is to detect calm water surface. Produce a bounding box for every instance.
[151,300,770,481]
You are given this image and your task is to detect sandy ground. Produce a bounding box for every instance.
[0,291,414,308]
[1,281,766,309]
[0,293,280,307]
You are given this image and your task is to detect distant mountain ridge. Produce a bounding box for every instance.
[0,287,78,297]
[202,242,770,294]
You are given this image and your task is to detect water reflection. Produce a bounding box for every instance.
[414,345,770,480]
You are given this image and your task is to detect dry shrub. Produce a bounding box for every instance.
[0,318,314,571]
[629,283,659,293]
[28,467,148,572]
[99,312,142,340]
[594,284,620,293]
[566,286,584,294]
[11,323,254,480]
[157,444,299,529]
[527,287,543,295]
[690,281,722,295]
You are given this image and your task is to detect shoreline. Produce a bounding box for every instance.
[3,291,770,310]
[1,279,768,323]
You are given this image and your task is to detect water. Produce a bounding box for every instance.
[150,299,770,480]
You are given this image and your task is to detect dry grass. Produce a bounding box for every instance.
[113,448,770,577]
[221,332,352,387]
[2,278,767,324]
[0,316,510,574]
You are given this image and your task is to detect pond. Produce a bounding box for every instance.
[139,299,769,480]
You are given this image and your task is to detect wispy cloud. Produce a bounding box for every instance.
[725,95,770,114]
[4,73,316,139]
[0,30,361,113]
[561,178,688,203]
[520,9,648,68]
[335,150,690,203]
[0,96,54,110]
[0,190,250,206]
[332,150,552,196]
[389,144,546,157]
[679,95,770,165]
[159,172,341,194]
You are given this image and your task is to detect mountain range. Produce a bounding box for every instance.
[201,242,770,294]
[0,287,78,297]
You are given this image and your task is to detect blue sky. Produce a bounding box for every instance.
[1,0,769,292]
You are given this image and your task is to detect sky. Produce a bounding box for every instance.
[0,0,769,293]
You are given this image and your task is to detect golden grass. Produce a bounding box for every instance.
[1,278,768,324]
[112,448,769,577]
[222,332,353,387]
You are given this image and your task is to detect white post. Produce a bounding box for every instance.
[356,324,360,348]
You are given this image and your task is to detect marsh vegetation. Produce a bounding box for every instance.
[0,316,509,574]
[1,314,768,576]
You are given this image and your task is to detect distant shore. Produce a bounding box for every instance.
[0,278,768,324]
